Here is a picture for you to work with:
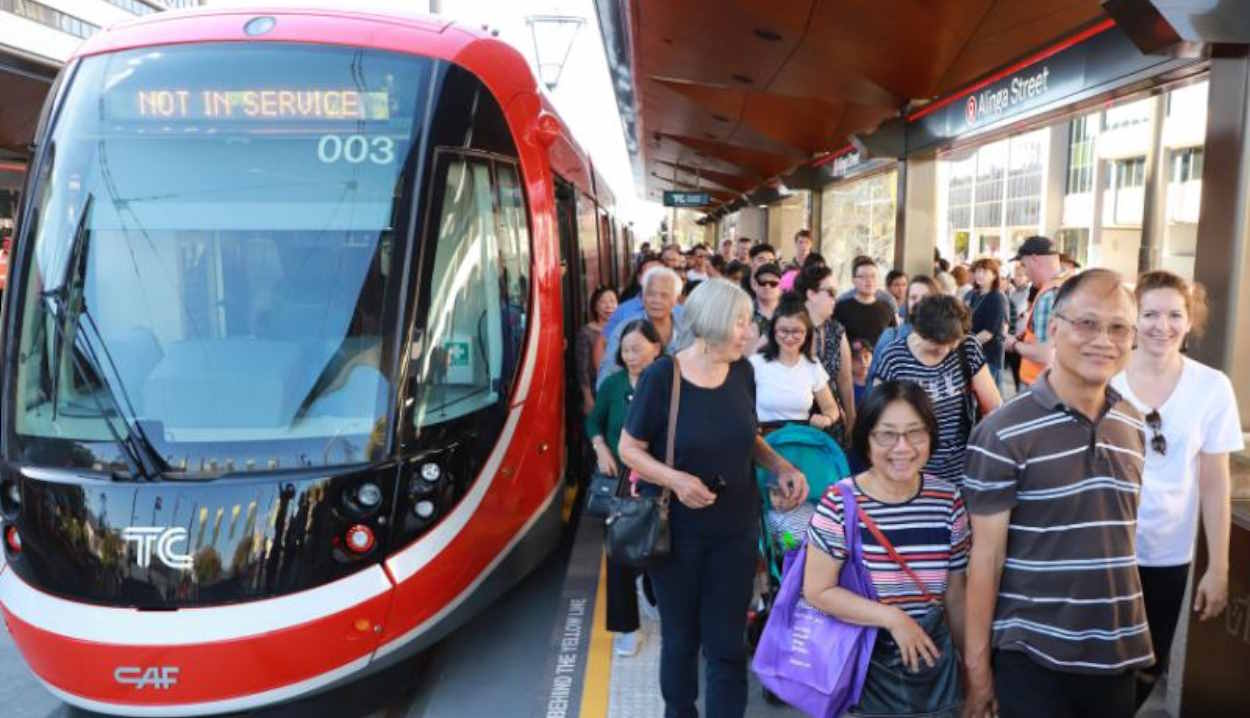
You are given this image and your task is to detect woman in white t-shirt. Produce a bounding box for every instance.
[749,299,842,434]
[1111,270,1244,707]
[749,299,842,543]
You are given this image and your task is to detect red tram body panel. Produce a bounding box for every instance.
[0,6,622,715]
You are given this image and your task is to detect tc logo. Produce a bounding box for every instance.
[115,666,179,690]
[122,527,193,570]
[965,96,977,125]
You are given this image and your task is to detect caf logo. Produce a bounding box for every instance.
[965,96,977,126]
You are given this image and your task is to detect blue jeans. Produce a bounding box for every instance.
[649,528,757,718]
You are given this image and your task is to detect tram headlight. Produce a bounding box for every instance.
[414,500,436,520]
[0,480,19,519]
[4,524,21,554]
[344,524,375,554]
[420,463,442,482]
[355,482,383,509]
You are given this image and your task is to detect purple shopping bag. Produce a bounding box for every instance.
[751,481,878,718]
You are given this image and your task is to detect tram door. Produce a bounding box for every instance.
[554,178,590,491]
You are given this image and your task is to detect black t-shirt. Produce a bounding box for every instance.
[834,297,896,349]
[624,355,759,538]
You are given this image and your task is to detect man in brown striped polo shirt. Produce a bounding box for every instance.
[963,269,1152,718]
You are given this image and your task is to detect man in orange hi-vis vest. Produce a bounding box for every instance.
[1004,236,1068,386]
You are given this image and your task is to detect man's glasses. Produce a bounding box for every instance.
[1054,313,1136,343]
[1145,410,1167,455]
[757,280,780,288]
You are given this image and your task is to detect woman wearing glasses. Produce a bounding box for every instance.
[803,381,969,717]
[1110,270,1243,707]
[749,299,842,436]
[794,263,856,437]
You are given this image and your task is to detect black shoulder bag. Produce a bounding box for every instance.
[604,357,681,568]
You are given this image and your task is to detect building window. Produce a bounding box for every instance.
[1111,157,1146,189]
[973,142,1005,229]
[2,0,100,38]
[1171,148,1204,183]
[105,0,157,15]
[1066,115,1096,194]
[1006,133,1044,227]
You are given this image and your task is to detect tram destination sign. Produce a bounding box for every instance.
[663,191,711,208]
[116,88,393,121]
[907,25,1195,152]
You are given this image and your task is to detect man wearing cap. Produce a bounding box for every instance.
[1005,236,1068,388]
[750,262,783,352]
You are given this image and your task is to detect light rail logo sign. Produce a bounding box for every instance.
[122,527,194,570]
[115,666,179,690]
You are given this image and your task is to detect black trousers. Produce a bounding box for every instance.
[649,529,756,718]
[1138,563,1189,677]
[993,650,1136,718]
[606,560,639,633]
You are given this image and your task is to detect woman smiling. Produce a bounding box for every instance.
[1110,270,1243,708]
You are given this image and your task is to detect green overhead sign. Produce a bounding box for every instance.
[663,191,711,208]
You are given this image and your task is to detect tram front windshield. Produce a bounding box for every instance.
[11,43,431,472]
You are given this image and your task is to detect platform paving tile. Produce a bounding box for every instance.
[606,608,801,718]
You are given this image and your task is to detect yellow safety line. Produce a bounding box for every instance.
[578,550,612,717]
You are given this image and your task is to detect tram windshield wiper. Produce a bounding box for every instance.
[40,194,169,481]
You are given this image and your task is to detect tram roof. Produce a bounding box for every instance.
[597,0,1111,213]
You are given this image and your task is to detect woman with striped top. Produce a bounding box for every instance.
[803,381,969,716]
[873,294,1001,484]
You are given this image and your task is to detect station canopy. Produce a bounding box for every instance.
[0,53,57,161]
[595,0,1110,214]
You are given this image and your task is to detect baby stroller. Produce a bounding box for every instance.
[745,424,851,703]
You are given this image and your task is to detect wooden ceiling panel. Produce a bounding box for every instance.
[623,0,1110,208]
[636,0,812,91]
[777,0,998,101]
[935,0,1105,94]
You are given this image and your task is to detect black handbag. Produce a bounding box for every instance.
[584,468,624,519]
[851,506,962,718]
[604,356,681,569]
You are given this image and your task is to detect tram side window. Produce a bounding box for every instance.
[495,161,531,374]
[410,156,505,427]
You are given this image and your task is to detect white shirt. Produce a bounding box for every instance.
[749,353,830,422]
[1111,357,1244,566]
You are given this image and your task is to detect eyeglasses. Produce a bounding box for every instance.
[757,280,780,288]
[775,328,807,338]
[1145,410,1167,455]
[869,428,930,447]
[1054,313,1136,343]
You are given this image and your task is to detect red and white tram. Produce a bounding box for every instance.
[0,6,629,714]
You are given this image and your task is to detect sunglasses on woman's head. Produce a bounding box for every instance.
[1145,410,1167,455]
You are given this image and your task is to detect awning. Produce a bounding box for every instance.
[594,0,1109,215]
[0,50,58,157]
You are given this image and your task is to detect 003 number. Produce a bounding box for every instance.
[317,135,396,165]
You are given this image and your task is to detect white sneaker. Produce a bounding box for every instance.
[613,631,642,657]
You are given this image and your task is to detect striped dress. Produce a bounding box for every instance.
[807,476,970,617]
[873,335,986,484]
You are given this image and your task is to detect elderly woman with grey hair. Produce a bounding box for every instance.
[619,278,808,718]
[597,265,683,390]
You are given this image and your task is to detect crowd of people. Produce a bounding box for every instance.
[576,230,1242,718]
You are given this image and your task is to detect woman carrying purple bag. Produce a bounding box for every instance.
[803,381,969,717]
